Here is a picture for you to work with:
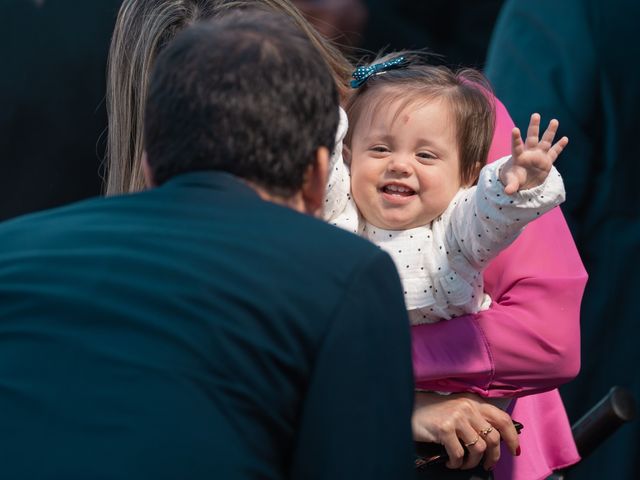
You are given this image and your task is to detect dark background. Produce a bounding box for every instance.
[0,1,121,220]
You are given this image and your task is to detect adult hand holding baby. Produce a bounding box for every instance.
[412,391,520,471]
[500,113,569,194]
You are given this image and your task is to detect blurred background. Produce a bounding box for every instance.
[2,1,638,478]
[1,1,122,219]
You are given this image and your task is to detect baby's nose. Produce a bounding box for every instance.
[387,157,411,174]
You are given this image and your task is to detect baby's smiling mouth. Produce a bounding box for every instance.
[381,184,416,197]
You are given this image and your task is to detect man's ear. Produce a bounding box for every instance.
[343,145,352,166]
[142,152,156,188]
[301,146,330,217]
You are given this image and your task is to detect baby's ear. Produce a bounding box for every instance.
[343,145,352,166]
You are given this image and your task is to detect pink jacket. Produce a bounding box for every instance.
[412,100,587,480]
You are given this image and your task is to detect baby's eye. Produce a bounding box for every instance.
[370,146,390,153]
[416,152,437,163]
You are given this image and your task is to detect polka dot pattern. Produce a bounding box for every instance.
[324,116,567,326]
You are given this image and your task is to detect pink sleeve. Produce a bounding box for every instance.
[412,99,587,397]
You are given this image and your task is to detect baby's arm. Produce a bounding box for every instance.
[499,113,569,194]
[413,99,584,398]
[448,115,567,269]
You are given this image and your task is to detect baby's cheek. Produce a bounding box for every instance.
[349,174,374,216]
[350,175,367,207]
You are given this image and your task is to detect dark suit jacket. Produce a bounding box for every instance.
[0,171,414,479]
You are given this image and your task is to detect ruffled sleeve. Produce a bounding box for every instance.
[322,108,360,234]
[448,156,566,271]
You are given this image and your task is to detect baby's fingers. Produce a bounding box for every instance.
[548,136,569,162]
[539,118,560,150]
[511,127,525,158]
[525,113,541,148]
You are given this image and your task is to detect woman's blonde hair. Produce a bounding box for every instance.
[105,0,353,195]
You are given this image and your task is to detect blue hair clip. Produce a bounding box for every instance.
[350,56,407,88]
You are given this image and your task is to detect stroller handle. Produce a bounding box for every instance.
[571,386,636,459]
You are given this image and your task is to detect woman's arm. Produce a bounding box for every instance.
[412,100,587,397]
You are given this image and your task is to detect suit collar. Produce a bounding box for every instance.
[162,170,259,198]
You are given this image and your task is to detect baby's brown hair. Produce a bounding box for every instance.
[345,53,496,186]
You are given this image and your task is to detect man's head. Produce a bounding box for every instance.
[143,9,339,212]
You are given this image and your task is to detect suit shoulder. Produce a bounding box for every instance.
[268,204,384,264]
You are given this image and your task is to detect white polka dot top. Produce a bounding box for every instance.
[323,112,566,324]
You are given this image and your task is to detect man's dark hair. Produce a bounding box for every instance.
[144,9,339,197]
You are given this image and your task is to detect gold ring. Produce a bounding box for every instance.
[480,426,494,437]
[464,435,480,447]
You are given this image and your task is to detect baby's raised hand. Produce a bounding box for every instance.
[499,113,569,195]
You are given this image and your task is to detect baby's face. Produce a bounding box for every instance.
[349,95,462,230]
